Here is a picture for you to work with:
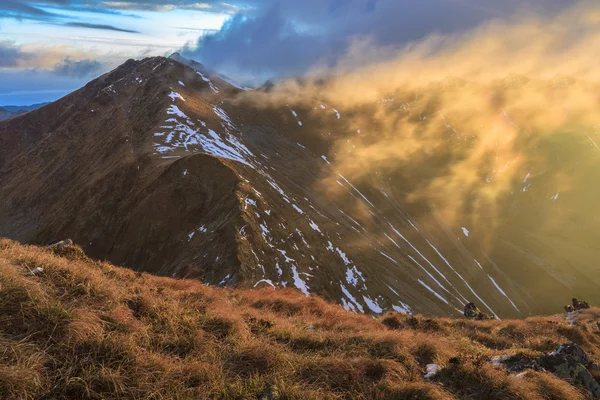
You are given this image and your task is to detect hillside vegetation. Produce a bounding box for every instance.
[1,238,600,399]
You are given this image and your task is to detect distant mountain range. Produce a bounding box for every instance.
[1,54,599,318]
[0,102,50,121]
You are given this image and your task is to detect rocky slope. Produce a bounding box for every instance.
[0,55,599,318]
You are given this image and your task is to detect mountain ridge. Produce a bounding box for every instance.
[1,54,599,319]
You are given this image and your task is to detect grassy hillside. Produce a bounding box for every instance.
[1,238,600,399]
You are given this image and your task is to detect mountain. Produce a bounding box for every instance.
[0,108,14,122]
[1,55,599,319]
[0,238,598,399]
[2,102,50,113]
[0,102,49,121]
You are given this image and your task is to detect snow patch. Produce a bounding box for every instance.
[168,91,185,102]
[340,284,364,312]
[392,302,412,314]
[309,220,321,233]
[196,71,219,93]
[219,274,231,286]
[336,248,351,265]
[255,279,275,288]
[474,259,484,270]
[338,174,375,207]
[345,266,364,287]
[488,275,521,312]
[379,251,398,264]
[362,296,383,313]
[167,105,192,122]
[292,266,310,295]
[418,279,449,304]
[278,249,295,264]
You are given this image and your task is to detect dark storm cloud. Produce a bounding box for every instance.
[181,0,577,81]
[184,4,333,81]
[63,22,139,33]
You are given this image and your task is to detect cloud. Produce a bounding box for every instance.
[182,0,576,83]
[183,5,336,82]
[0,41,111,105]
[63,22,139,33]
[0,41,106,77]
[0,0,242,20]
[52,57,104,77]
[0,0,59,20]
[0,41,34,67]
[87,1,242,13]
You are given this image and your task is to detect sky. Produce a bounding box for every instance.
[0,0,576,105]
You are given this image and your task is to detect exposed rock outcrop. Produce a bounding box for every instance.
[536,343,600,397]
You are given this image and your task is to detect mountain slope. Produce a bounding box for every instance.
[1,239,599,399]
[1,55,599,318]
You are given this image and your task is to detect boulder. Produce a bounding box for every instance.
[536,343,600,397]
[47,239,87,260]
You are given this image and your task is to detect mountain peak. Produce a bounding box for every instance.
[168,52,206,70]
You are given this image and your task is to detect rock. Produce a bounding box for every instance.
[48,239,74,251]
[28,267,44,276]
[572,298,591,311]
[47,239,87,260]
[246,317,275,335]
[565,305,575,313]
[536,343,600,397]
[566,311,579,325]
[505,357,536,373]
[424,364,439,379]
[491,355,512,366]
[463,301,493,320]
[511,371,528,379]
[259,384,280,400]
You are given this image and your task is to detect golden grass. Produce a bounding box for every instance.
[0,238,598,399]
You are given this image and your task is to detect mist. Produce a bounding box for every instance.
[236,1,600,244]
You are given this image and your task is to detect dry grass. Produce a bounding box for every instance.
[0,238,598,399]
